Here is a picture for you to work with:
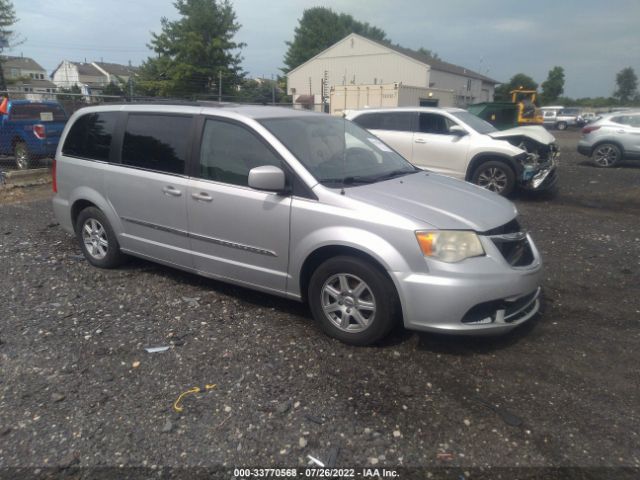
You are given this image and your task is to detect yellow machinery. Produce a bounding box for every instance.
[511,89,544,125]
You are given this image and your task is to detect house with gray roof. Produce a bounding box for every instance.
[2,56,57,96]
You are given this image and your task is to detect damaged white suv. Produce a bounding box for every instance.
[347,107,559,196]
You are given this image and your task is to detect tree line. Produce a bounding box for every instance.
[496,67,639,107]
[1,0,638,107]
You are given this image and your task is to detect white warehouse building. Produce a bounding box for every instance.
[287,33,499,110]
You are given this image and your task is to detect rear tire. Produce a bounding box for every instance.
[308,256,398,345]
[471,160,516,196]
[592,143,621,168]
[75,207,126,269]
[14,141,33,170]
[556,121,567,131]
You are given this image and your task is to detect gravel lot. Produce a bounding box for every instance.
[0,130,639,478]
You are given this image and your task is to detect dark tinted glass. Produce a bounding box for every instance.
[419,113,451,134]
[122,115,191,175]
[198,119,281,186]
[353,112,413,132]
[62,112,118,161]
[11,103,66,121]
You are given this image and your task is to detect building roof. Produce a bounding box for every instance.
[93,61,137,77]
[2,56,46,72]
[9,78,57,89]
[71,62,103,76]
[288,33,499,85]
[380,42,499,84]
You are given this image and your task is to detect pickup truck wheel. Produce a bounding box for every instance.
[76,207,126,268]
[472,161,515,196]
[592,143,621,167]
[14,142,32,170]
[556,121,567,131]
[308,256,398,345]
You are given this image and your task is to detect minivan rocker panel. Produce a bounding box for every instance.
[53,104,543,345]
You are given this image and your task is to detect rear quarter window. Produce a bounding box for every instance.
[10,104,67,121]
[353,112,414,132]
[62,112,118,162]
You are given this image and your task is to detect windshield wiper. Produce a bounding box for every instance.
[369,169,419,182]
[319,176,377,186]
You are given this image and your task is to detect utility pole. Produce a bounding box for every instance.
[218,70,222,102]
[271,74,275,105]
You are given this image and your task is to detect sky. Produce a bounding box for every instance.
[11,0,640,98]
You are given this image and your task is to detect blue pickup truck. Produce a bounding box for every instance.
[0,99,68,169]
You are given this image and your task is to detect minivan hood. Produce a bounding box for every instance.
[346,171,517,232]
[488,125,555,145]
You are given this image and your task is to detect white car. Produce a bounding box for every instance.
[347,107,559,195]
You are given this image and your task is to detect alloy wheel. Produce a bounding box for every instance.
[321,273,376,333]
[476,167,508,193]
[593,145,619,167]
[82,218,109,260]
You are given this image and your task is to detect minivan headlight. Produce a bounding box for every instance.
[415,231,485,263]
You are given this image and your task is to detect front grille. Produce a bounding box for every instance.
[481,218,521,236]
[504,289,538,319]
[493,237,534,266]
[461,288,541,325]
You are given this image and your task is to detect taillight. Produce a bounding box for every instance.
[52,158,57,193]
[582,125,600,134]
[33,124,46,139]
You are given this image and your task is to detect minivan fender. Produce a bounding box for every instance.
[290,226,412,298]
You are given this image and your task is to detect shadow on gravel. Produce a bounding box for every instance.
[412,316,541,355]
[119,255,310,316]
[577,160,640,169]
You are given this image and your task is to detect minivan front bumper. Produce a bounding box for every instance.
[392,233,543,335]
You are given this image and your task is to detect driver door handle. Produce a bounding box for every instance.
[162,186,182,197]
[191,192,213,202]
[415,138,427,144]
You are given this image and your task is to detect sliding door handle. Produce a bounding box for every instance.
[191,192,213,202]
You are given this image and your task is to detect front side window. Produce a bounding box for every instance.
[62,112,118,161]
[121,114,192,175]
[451,111,498,134]
[261,115,417,188]
[198,119,282,186]
[418,113,454,134]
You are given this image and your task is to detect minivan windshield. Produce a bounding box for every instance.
[260,115,418,187]
[451,111,498,134]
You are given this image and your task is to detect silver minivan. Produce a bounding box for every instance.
[52,104,543,345]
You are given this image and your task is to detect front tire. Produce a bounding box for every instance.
[556,121,567,131]
[308,256,398,345]
[471,160,516,196]
[75,207,126,268]
[592,143,621,167]
[14,141,33,170]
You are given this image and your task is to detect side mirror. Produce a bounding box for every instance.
[248,165,287,192]
[449,125,468,136]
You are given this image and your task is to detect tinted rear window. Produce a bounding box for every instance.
[10,103,66,121]
[121,114,192,175]
[352,112,414,132]
[62,112,118,161]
